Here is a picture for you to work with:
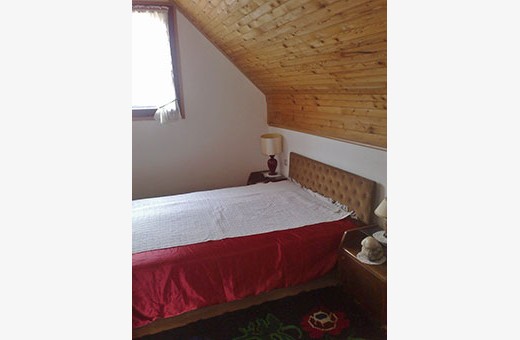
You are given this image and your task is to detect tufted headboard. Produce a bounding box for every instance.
[288,152,376,225]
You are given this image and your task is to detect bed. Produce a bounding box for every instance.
[132,152,376,337]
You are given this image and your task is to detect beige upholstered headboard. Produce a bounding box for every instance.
[288,152,376,225]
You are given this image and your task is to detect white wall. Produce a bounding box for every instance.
[268,127,387,216]
[132,10,268,199]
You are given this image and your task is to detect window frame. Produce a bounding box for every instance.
[132,2,184,121]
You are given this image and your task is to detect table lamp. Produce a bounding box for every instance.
[260,133,283,177]
[373,197,387,244]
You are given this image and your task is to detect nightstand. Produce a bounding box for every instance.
[247,170,287,185]
[337,226,387,327]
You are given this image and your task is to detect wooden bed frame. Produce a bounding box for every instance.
[133,152,376,338]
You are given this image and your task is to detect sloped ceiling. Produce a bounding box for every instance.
[170,0,387,149]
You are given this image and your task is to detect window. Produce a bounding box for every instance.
[132,4,183,121]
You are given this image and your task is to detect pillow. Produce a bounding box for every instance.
[289,178,356,218]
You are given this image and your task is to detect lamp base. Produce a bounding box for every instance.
[267,155,278,176]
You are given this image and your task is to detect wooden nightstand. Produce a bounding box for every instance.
[337,226,387,327]
[247,170,287,185]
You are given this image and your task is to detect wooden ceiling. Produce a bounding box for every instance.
[169,0,387,148]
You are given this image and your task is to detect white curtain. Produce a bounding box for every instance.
[154,99,180,124]
[132,6,179,124]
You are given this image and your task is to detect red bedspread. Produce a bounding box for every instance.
[132,217,360,328]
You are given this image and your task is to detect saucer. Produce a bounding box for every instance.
[356,252,386,265]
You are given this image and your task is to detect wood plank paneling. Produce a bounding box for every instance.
[170,0,387,149]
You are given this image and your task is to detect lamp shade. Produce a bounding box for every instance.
[260,133,283,155]
[374,197,387,218]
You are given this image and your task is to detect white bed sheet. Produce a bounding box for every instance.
[132,180,352,254]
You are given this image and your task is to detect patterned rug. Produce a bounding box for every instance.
[138,286,386,340]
